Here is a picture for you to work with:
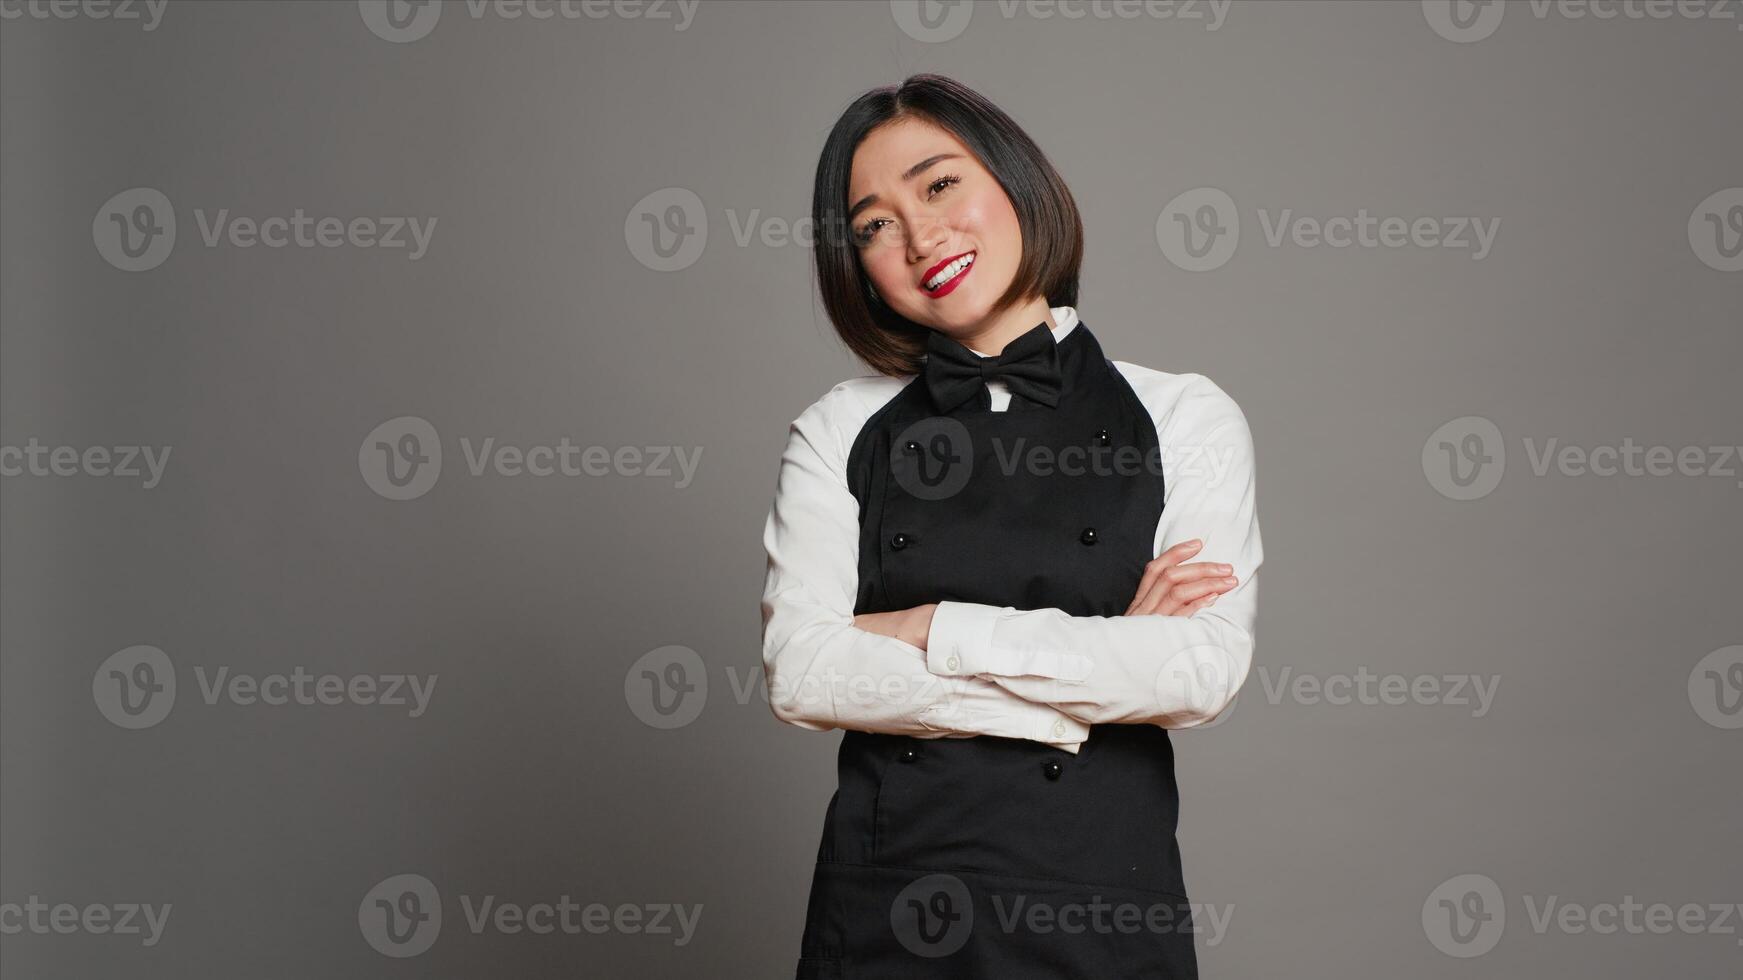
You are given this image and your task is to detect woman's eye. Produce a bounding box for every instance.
[853,176,961,246]
[928,174,961,198]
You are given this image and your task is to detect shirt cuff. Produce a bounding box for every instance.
[916,692,1090,751]
[925,600,1003,677]
[925,600,1094,682]
[1046,715,1090,750]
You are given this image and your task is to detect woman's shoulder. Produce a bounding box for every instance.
[795,373,912,422]
[783,373,916,455]
[1107,359,1251,438]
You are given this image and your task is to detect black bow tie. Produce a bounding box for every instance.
[924,322,1063,413]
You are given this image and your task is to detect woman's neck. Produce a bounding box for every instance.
[958,296,1057,356]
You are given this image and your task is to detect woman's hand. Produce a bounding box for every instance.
[1124,539,1237,617]
[853,603,939,651]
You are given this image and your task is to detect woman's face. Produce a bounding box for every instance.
[847,117,1024,333]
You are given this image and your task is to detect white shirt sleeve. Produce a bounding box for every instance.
[923,372,1262,729]
[760,380,1093,753]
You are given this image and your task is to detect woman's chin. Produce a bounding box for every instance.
[921,292,993,329]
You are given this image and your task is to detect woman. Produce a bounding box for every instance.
[759,74,1262,979]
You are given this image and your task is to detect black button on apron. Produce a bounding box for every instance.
[898,745,919,763]
[890,532,911,550]
[1094,426,1111,446]
[1080,527,1098,545]
[1042,759,1063,780]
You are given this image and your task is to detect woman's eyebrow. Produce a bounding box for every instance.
[847,153,964,221]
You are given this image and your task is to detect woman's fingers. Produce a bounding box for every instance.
[1156,574,1238,615]
[1127,559,1237,616]
[1130,565,1220,615]
[1171,574,1238,605]
[1178,593,1220,616]
[1124,539,1203,614]
[1130,562,1225,615]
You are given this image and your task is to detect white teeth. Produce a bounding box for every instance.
[926,252,975,290]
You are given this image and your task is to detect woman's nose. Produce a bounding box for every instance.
[907,219,949,260]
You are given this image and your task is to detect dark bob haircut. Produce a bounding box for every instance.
[810,73,1084,378]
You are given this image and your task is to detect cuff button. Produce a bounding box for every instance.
[945,655,960,671]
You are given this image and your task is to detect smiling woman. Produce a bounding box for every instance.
[811,75,1084,376]
[763,73,1263,979]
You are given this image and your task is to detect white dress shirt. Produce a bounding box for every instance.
[760,306,1262,754]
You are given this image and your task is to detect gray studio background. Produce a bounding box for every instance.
[3,1,1739,977]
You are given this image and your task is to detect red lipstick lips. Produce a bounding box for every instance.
[918,250,975,299]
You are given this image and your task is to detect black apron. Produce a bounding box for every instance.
[793,322,1199,979]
